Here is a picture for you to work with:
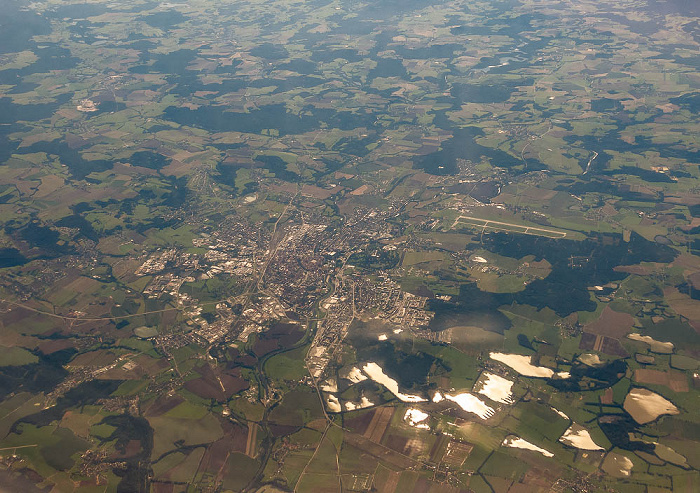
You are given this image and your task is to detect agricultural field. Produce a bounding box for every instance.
[1,0,700,492]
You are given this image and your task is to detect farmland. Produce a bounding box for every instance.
[1,0,700,491]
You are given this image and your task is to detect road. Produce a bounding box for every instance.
[0,297,181,322]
